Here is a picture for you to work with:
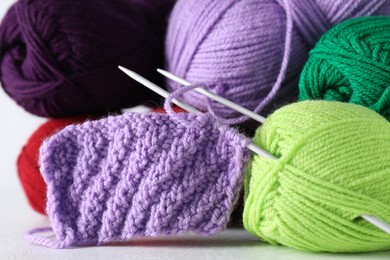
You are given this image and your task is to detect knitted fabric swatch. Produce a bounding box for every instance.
[26,110,250,248]
[18,117,91,215]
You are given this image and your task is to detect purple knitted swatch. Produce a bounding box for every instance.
[25,110,250,248]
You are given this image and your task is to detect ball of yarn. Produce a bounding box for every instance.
[0,0,175,117]
[243,100,390,252]
[18,117,89,215]
[165,0,390,122]
[299,16,390,120]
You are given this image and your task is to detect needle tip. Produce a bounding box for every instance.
[118,65,137,79]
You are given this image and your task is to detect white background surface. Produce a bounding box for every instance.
[0,1,390,259]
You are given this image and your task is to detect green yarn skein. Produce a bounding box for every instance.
[299,16,390,120]
[243,100,390,253]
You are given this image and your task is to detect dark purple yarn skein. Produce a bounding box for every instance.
[0,0,175,117]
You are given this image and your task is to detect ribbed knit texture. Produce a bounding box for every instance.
[26,111,250,248]
[18,108,184,216]
[166,0,390,123]
[17,117,91,215]
[243,100,390,252]
[299,16,390,120]
[0,0,175,117]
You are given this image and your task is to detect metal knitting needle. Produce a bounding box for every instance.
[157,69,390,236]
[119,66,198,113]
[157,68,267,124]
[118,66,275,160]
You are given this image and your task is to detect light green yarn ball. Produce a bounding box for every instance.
[243,100,390,253]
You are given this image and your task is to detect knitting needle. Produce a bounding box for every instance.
[157,70,390,236]
[157,68,266,124]
[118,66,276,159]
[118,66,198,113]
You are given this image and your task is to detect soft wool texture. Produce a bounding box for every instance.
[17,117,90,215]
[0,0,175,117]
[243,101,390,252]
[166,0,390,123]
[18,108,182,216]
[26,111,250,248]
[299,16,390,120]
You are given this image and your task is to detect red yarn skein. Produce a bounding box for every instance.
[152,106,186,113]
[17,117,89,215]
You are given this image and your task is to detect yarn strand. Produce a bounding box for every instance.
[25,227,65,249]
[227,0,294,124]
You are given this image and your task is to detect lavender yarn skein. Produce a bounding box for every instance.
[0,0,175,117]
[25,110,250,248]
[166,0,390,123]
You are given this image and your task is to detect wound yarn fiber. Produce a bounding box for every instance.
[17,117,91,215]
[26,110,250,248]
[299,16,390,120]
[166,0,390,123]
[0,0,175,117]
[244,100,390,252]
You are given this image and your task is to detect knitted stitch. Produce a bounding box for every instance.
[243,100,390,252]
[26,107,250,248]
[17,117,92,215]
[299,16,390,120]
[18,108,186,215]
